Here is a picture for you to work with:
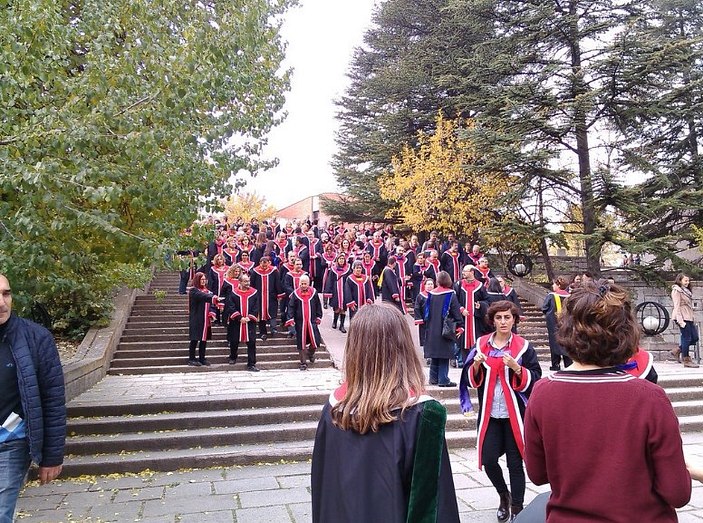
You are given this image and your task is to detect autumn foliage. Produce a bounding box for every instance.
[380,113,509,236]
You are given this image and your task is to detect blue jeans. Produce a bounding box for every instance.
[0,438,31,523]
[429,358,450,385]
[680,321,700,357]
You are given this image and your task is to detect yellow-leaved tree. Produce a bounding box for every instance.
[380,113,509,236]
[222,192,277,224]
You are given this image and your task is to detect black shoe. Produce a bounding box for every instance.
[332,320,338,329]
[497,492,511,522]
[187,359,202,367]
[261,334,268,341]
[429,380,438,385]
[200,359,211,366]
[510,504,523,521]
[438,381,457,387]
[299,363,308,371]
[339,325,347,334]
[228,358,237,365]
[450,359,457,368]
[309,352,316,363]
[271,329,279,335]
[549,365,560,371]
[247,365,260,372]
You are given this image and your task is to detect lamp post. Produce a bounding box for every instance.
[507,254,533,278]
[634,301,670,361]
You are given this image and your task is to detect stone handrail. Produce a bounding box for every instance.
[62,285,144,401]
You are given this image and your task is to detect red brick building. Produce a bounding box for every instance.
[276,193,342,226]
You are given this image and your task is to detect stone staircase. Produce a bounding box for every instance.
[109,271,333,374]
[58,272,703,477]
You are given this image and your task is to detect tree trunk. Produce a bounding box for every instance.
[569,1,600,276]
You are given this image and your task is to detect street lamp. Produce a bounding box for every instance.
[507,254,533,278]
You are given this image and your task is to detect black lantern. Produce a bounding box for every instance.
[634,301,669,336]
[507,254,533,278]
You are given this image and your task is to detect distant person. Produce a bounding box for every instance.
[0,274,66,522]
[311,304,460,522]
[671,273,700,368]
[521,280,691,522]
[187,272,221,366]
[423,271,463,387]
[541,276,572,371]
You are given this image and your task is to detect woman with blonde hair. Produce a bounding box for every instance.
[311,303,459,523]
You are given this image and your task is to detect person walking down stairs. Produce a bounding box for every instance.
[671,274,700,369]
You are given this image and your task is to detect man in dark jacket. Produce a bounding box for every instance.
[0,274,66,521]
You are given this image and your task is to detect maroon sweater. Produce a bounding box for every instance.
[524,369,691,522]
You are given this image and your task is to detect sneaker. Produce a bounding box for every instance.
[271,329,279,335]
[261,334,268,341]
[247,365,260,372]
[187,359,202,367]
[228,358,237,365]
[549,365,560,371]
[200,359,211,367]
[299,363,308,371]
[438,381,457,387]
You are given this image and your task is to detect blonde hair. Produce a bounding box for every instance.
[331,304,426,434]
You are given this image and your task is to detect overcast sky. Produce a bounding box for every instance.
[241,0,379,209]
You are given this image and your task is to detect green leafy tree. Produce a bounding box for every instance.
[0,0,294,336]
[606,0,703,270]
[324,0,490,222]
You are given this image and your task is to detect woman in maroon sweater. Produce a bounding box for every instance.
[522,280,691,522]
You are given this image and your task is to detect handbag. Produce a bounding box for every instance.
[442,315,456,340]
[441,294,456,340]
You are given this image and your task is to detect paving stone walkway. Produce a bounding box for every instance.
[16,439,703,522]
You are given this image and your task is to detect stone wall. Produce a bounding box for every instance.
[62,284,145,401]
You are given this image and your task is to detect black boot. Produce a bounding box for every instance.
[339,315,347,334]
[332,312,339,329]
[497,491,511,522]
[510,504,523,521]
[323,297,328,309]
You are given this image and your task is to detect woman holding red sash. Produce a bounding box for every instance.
[461,300,541,521]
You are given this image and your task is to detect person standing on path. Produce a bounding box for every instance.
[671,273,700,368]
[541,276,572,371]
[0,274,66,522]
[423,271,464,387]
[460,300,541,521]
[311,303,460,523]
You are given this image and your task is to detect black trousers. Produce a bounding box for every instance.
[481,417,526,505]
[189,340,206,361]
[230,340,256,366]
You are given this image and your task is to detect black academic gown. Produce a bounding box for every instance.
[311,393,460,523]
[380,266,403,312]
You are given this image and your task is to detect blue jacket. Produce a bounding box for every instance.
[4,314,66,466]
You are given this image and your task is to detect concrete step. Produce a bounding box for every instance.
[109,353,332,367]
[113,345,311,359]
[107,360,335,375]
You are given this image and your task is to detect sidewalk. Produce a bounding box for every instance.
[16,438,703,522]
[16,305,703,522]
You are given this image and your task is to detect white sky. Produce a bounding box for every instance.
[241,0,379,209]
